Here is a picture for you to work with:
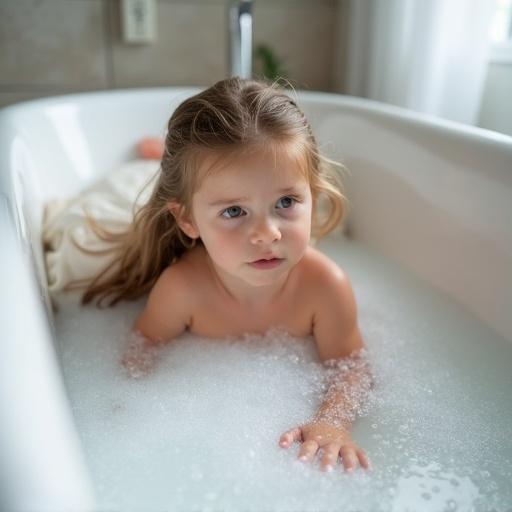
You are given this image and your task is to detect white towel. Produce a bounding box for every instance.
[42,159,160,294]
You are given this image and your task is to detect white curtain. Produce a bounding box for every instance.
[344,0,496,126]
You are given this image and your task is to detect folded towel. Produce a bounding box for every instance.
[42,159,160,294]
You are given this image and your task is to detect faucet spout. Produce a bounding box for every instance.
[228,0,253,79]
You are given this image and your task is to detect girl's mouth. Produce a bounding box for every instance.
[248,258,284,270]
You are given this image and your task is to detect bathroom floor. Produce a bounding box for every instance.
[52,234,512,512]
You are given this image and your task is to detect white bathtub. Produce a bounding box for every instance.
[1,86,511,512]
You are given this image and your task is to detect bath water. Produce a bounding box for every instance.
[52,234,512,512]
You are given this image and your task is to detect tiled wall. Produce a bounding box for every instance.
[0,0,347,109]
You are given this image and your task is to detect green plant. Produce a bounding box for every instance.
[254,43,289,84]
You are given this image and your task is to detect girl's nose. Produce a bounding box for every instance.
[250,217,282,244]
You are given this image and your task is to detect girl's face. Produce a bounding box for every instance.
[183,151,313,289]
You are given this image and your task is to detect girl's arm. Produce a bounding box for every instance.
[121,264,192,378]
[132,263,192,344]
[279,263,373,472]
[311,269,374,427]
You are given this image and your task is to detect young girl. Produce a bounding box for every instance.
[70,76,374,474]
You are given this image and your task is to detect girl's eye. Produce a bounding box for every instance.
[220,196,298,219]
[276,196,297,209]
[221,206,245,219]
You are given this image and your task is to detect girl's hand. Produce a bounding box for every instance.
[120,335,160,379]
[278,420,371,473]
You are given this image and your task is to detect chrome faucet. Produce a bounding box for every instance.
[228,0,253,78]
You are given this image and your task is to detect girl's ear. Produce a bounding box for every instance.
[167,201,200,239]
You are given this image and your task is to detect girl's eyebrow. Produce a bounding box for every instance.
[208,186,302,207]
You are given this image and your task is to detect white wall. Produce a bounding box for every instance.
[478,62,512,137]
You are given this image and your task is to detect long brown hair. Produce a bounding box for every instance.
[65,76,350,308]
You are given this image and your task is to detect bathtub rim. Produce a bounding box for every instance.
[1,85,510,150]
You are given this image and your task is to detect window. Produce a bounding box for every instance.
[489,0,512,63]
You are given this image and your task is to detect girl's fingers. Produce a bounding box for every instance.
[357,449,371,470]
[319,443,341,471]
[279,426,303,448]
[297,439,319,462]
[339,445,359,472]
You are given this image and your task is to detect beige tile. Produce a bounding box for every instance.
[331,0,350,93]
[109,0,228,87]
[0,0,108,88]
[0,0,341,95]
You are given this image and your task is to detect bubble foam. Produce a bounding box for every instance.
[51,237,512,511]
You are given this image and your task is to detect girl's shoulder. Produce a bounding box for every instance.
[168,241,209,282]
[299,245,347,283]
[169,242,347,296]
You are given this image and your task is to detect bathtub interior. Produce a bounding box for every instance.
[2,88,512,344]
[1,88,512,511]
